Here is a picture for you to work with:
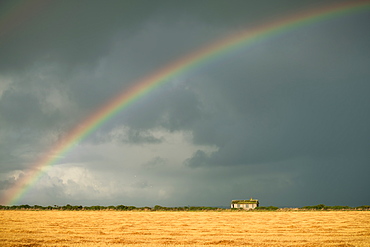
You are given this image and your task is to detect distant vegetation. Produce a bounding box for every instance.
[300,204,370,211]
[0,204,369,211]
[0,204,221,211]
[254,206,280,211]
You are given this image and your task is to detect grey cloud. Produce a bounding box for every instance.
[184,150,210,168]
[142,157,166,169]
[123,129,163,144]
[1,0,369,207]
[0,89,44,126]
[0,0,163,73]
[184,12,370,169]
[0,88,63,171]
[118,82,203,132]
[132,180,150,189]
[177,7,370,207]
[0,176,15,191]
[82,127,164,146]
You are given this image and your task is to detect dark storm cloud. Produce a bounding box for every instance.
[142,156,167,169]
[99,128,164,145]
[123,129,163,144]
[0,0,163,73]
[185,14,370,168]
[179,8,370,206]
[122,82,202,131]
[0,0,348,73]
[0,85,65,171]
[1,0,369,207]
[0,175,16,191]
[1,89,46,127]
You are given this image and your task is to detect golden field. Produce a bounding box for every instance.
[0,211,369,246]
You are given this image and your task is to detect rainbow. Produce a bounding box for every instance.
[1,1,369,205]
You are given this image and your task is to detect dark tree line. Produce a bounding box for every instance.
[0,204,220,211]
[0,204,369,211]
[300,204,370,210]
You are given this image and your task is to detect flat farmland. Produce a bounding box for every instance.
[0,211,369,246]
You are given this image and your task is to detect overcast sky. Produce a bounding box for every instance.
[0,0,369,207]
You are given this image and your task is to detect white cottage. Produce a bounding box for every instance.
[231,198,259,210]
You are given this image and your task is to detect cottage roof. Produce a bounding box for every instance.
[231,198,259,204]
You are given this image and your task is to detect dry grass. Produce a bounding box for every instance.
[0,211,369,246]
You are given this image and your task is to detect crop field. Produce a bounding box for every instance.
[0,211,369,246]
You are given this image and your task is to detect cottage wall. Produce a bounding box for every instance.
[231,203,258,210]
[231,198,259,210]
